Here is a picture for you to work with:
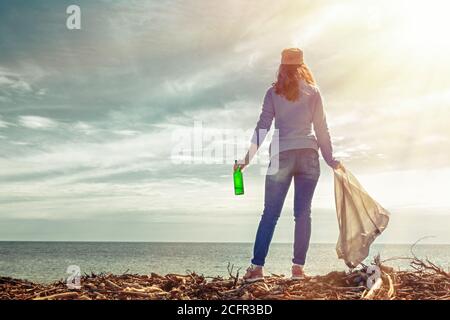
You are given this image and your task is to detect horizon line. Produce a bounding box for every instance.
[0,240,448,245]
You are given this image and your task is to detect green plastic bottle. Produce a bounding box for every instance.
[233,160,244,195]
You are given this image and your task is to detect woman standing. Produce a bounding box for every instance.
[234,48,341,282]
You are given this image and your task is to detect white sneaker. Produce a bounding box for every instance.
[243,264,264,283]
[291,264,305,280]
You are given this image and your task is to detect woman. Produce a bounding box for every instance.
[234,48,340,282]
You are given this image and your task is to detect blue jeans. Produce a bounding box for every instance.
[251,148,320,266]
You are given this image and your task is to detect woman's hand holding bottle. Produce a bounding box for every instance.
[233,159,248,172]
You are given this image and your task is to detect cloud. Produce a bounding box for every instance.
[0,72,32,93]
[36,88,47,96]
[72,121,95,135]
[18,115,58,129]
[9,141,30,146]
[114,130,140,137]
[0,67,49,107]
[0,115,13,128]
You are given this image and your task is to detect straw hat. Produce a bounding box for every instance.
[281,48,304,65]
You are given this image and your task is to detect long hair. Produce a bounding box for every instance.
[273,64,316,102]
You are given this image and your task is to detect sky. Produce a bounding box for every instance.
[0,0,449,243]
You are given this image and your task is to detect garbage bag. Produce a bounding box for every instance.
[334,165,390,268]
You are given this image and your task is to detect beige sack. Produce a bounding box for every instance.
[334,165,390,268]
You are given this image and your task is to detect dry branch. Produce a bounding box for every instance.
[1,256,449,300]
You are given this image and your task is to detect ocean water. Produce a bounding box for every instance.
[0,242,448,284]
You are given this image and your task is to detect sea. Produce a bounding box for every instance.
[0,242,448,284]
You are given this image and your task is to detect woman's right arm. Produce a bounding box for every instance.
[235,88,275,171]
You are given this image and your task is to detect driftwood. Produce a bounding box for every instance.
[33,292,80,300]
[0,256,448,300]
[362,278,383,300]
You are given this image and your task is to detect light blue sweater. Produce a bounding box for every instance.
[251,80,337,167]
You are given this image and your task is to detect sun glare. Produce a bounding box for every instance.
[395,0,450,52]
